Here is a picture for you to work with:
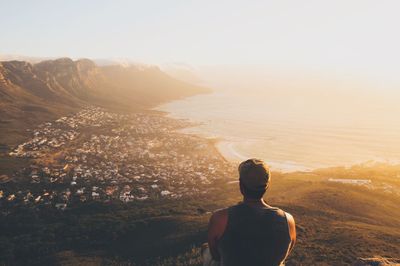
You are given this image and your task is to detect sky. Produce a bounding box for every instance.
[2,0,400,87]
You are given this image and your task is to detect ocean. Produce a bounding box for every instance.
[156,90,400,172]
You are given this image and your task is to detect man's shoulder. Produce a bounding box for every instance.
[277,209,295,226]
[212,203,245,218]
[265,207,295,228]
[211,207,229,220]
[265,204,291,216]
[284,211,295,221]
[262,205,288,217]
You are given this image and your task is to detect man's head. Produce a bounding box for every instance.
[238,158,270,199]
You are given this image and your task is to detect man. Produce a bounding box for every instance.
[203,159,296,266]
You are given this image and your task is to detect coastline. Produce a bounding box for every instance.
[154,96,400,173]
[155,102,314,173]
[215,140,314,173]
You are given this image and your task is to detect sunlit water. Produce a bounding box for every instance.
[156,91,400,172]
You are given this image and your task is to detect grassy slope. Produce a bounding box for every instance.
[270,170,400,265]
[36,164,400,266]
[154,164,400,266]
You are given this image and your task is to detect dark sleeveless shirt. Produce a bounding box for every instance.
[217,203,291,266]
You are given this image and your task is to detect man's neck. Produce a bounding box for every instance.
[242,197,269,207]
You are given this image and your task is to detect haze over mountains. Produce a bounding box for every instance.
[0,57,208,145]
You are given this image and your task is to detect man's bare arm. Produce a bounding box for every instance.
[207,208,228,261]
[286,212,296,254]
[273,211,297,264]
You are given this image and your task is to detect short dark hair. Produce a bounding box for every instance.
[240,181,266,199]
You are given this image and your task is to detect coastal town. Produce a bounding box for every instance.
[2,106,399,213]
[0,107,234,211]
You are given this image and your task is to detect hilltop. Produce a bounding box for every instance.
[0,57,209,146]
[1,58,399,265]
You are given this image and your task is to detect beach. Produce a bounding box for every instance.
[216,140,314,172]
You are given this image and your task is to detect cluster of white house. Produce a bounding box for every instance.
[2,107,232,209]
[327,178,399,194]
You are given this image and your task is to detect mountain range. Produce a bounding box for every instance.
[0,57,209,146]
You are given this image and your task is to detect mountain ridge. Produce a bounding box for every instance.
[0,57,209,146]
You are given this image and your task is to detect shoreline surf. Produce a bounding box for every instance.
[215,140,314,172]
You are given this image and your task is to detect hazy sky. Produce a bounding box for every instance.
[2,0,400,85]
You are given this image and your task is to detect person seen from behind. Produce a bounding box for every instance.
[202,158,296,266]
